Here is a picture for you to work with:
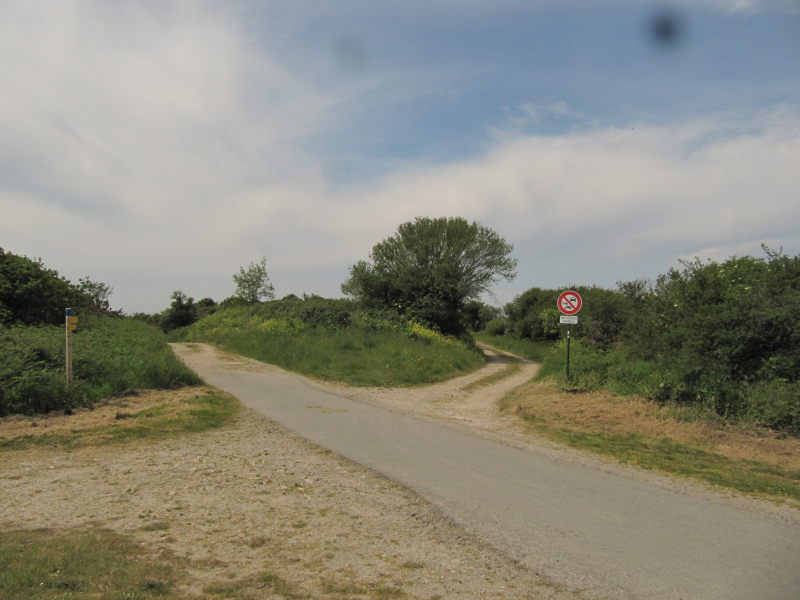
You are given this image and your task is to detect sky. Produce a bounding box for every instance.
[1,0,799,314]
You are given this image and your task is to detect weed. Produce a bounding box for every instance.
[371,585,407,599]
[139,521,170,532]
[0,528,178,600]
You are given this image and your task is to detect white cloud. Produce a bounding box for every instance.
[337,112,800,298]
[1,1,798,312]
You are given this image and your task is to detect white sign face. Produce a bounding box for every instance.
[560,315,578,325]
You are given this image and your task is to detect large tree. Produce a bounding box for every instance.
[342,217,517,335]
[232,257,275,304]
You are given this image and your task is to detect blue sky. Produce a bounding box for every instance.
[1,1,799,313]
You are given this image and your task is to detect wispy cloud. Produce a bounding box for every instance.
[1,1,797,311]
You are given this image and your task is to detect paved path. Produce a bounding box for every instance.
[172,344,800,600]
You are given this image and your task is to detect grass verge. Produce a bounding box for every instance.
[0,387,238,452]
[501,380,800,505]
[474,332,552,363]
[181,316,485,387]
[0,527,180,600]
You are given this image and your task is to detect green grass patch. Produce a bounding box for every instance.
[0,528,180,600]
[180,304,485,387]
[1,316,201,416]
[474,332,553,363]
[0,391,238,452]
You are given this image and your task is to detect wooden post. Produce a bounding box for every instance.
[65,308,73,387]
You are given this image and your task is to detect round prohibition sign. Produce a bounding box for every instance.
[557,290,583,315]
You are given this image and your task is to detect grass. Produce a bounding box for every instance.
[0,524,415,600]
[501,380,800,504]
[1,316,201,416]
[0,527,179,600]
[474,332,553,363]
[216,328,483,387]
[0,389,238,452]
[461,361,523,392]
[179,305,485,387]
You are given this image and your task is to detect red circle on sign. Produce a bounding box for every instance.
[557,290,582,315]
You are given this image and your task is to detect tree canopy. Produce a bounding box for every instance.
[0,248,111,325]
[342,217,517,335]
[232,258,275,304]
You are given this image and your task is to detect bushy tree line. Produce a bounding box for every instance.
[493,248,800,432]
[0,248,113,326]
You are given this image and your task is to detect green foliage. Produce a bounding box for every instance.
[742,380,800,432]
[463,300,501,331]
[232,257,275,304]
[504,285,632,348]
[0,248,108,326]
[178,296,484,386]
[474,332,553,362]
[497,246,800,434]
[483,318,508,336]
[342,217,516,336]
[0,316,200,416]
[160,291,198,332]
[624,250,800,429]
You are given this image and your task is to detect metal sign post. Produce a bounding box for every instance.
[557,291,583,385]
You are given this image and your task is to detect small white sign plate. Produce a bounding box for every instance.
[560,315,578,325]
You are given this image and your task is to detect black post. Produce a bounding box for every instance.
[565,325,571,384]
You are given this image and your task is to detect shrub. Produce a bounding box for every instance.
[0,316,199,416]
[484,318,507,336]
[742,380,800,434]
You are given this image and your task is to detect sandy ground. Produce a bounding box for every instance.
[0,347,588,600]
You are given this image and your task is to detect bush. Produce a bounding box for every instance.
[484,318,508,336]
[0,316,200,416]
[742,380,800,434]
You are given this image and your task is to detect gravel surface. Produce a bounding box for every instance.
[0,394,582,599]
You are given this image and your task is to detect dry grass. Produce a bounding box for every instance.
[503,380,800,471]
[0,387,205,440]
[500,380,800,504]
[0,386,237,450]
